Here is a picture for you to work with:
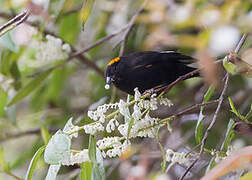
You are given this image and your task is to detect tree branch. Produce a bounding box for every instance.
[0,11,30,37]
[119,0,149,56]
[179,33,248,180]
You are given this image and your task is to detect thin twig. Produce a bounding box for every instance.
[0,128,58,142]
[70,27,128,57]
[139,100,219,131]
[179,33,248,180]
[3,169,23,180]
[174,100,219,117]
[119,0,149,56]
[0,11,30,37]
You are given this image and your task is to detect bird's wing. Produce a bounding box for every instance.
[121,51,196,68]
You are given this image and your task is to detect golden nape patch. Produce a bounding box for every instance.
[107,57,120,66]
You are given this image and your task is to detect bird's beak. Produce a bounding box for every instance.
[105,77,111,90]
[106,77,111,84]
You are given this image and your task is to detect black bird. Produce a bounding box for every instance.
[105,51,199,95]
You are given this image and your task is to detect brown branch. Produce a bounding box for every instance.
[3,169,23,180]
[119,0,149,56]
[179,33,248,180]
[0,12,13,19]
[72,0,149,58]
[70,28,128,58]
[0,11,30,37]
[139,100,219,131]
[174,100,219,117]
[71,52,104,77]
[0,128,58,142]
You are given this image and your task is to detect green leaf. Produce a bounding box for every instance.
[59,13,80,44]
[223,56,237,75]
[239,173,252,180]
[63,117,74,133]
[6,105,16,125]
[0,88,7,117]
[228,97,247,121]
[205,157,215,173]
[195,85,215,143]
[46,68,68,102]
[203,85,215,103]
[80,162,92,180]
[0,32,19,52]
[41,127,51,145]
[44,130,71,165]
[220,119,235,152]
[0,147,9,171]
[45,164,61,180]
[80,0,95,30]
[0,50,12,75]
[10,61,21,90]
[88,135,97,163]
[91,149,105,180]
[124,95,132,123]
[245,103,252,120]
[127,117,134,141]
[7,69,53,106]
[25,145,46,180]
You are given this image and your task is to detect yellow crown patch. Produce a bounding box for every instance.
[107,57,120,66]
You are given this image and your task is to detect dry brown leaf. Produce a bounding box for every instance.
[197,51,220,86]
[201,146,252,180]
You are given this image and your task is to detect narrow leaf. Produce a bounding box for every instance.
[45,164,61,180]
[88,135,97,163]
[124,95,132,123]
[245,103,252,120]
[127,117,134,141]
[80,0,95,30]
[228,97,246,121]
[205,157,215,173]
[6,105,16,125]
[25,145,46,180]
[41,127,51,145]
[91,149,105,180]
[0,147,8,171]
[223,56,237,75]
[195,85,215,143]
[8,69,53,106]
[80,162,92,180]
[0,88,7,117]
[220,119,235,152]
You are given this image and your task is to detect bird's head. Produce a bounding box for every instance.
[104,57,120,89]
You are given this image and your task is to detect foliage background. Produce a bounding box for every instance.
[0,0,251,179]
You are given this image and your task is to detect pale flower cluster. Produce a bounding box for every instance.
[62,149,90,166]
[28,35,71,67]
[86,103,118,135]
[166,149,191,166]
[63,118,80,138]
[118,114,158,138]
[116,89,172,138]
[88,103,118,122]
[106,118,119,133]
[84,88,173,156]
[97,137,130,158]
[83,123,104,135]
